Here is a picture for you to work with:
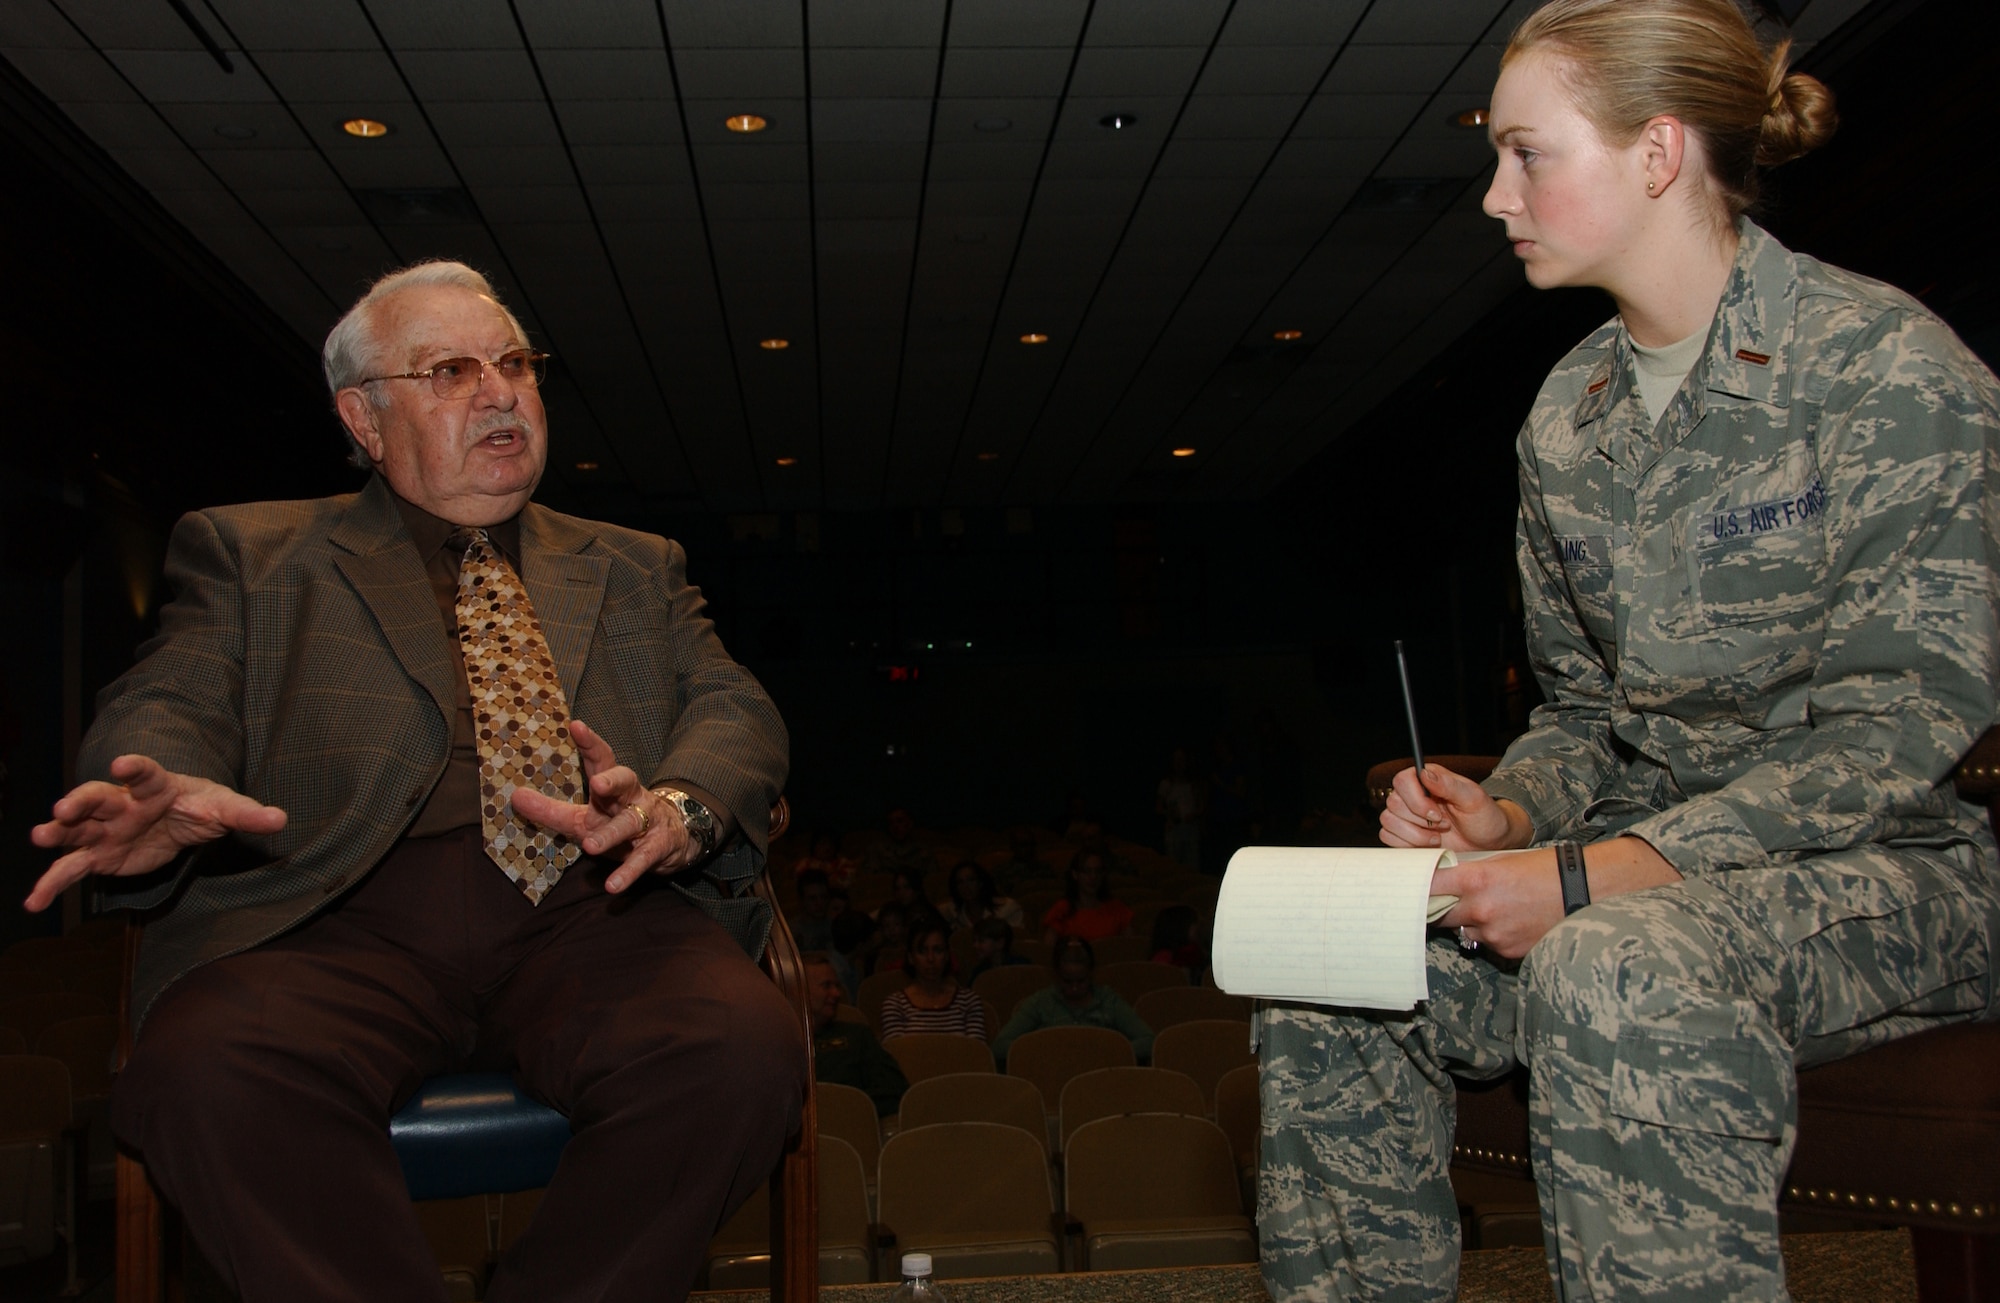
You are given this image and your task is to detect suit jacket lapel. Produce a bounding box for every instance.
[329,478,458,725]
[520,506,609,708]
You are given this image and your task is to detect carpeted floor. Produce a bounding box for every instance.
[690,1231,1917,1302]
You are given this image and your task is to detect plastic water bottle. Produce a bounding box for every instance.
[889,1252,948,1300]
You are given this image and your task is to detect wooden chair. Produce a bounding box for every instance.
[115,798,820,1303]
[1366,742,2000,1302]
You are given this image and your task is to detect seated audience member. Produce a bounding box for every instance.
[790,869,835,952]
[1074,822,1136,880]
[793,829,857,888]
[854,901,912,977]
[1149,904,1206,979]
[806,954,907,1118]
[861,807,933,878]
[825,884,852,924]
[967,918,1032,983]
[874,866,935,921]
[1041,850,1135,942]
[939,861,1024,932]
[879,919,987,1041]
[993,937,1154,1063]
[989,829,1045,895]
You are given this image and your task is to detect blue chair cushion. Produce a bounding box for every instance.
[389,1072,571,1202]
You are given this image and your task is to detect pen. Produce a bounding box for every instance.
[1395,640,1425,775]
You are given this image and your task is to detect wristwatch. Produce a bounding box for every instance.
[651,787,718,862]
[1554,841,1590,916]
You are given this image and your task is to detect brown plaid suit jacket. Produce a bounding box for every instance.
[85,475,788,1025]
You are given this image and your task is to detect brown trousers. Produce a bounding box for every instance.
[112,827,806,1303]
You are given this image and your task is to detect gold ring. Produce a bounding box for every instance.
[629,800,650,834]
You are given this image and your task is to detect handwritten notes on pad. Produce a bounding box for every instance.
[1211,846,1464,1012]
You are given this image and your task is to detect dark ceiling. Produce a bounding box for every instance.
[0,0,1894,512]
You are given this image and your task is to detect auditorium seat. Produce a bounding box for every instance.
[1063,1114,1256,1271]
[1134,985,1252,1031]
[34,1015,117,1199]
[858,969,908,1034]
[898,1072,1048,1158]
[1150,1020,1256,1112]
[876,1121,1059,1278]
[1212,1063,1260,1215]
[1089,936,1149,966]
[1058,1067,1207,1155]
[883,1032,994,1085]
[813,1082,882,1208]
[703,1136,875,1288]
[1005,1027,1136,1128]
[971,965,1049,1022]
[0,1055,73,1280]
[1094,960,1187,1008]
[0,993,109,1046]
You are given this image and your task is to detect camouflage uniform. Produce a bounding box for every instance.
[1261,221,2000,1301]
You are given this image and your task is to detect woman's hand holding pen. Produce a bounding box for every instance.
[1380,764,1531,851]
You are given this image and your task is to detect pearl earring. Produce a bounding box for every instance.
[1647,180,1657,192]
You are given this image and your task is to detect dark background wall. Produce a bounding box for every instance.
[5,0,1996,943]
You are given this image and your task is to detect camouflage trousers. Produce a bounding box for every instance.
[1257,844,1997,1302]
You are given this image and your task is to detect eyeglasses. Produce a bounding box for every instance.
[359,349,550,399]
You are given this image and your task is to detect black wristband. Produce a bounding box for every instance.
[1555,841,1590,916]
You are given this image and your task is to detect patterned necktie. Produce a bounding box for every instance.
[451,528,582,903]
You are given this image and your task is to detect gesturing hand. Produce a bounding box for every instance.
[27,755,288,913]
[509,720,699,894]
[1380,764,1531,852]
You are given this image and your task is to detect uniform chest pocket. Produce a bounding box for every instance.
[1555,533,1616,636]
[1689,478,1830,626]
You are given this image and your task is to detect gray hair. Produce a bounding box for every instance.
[321,260,528,468]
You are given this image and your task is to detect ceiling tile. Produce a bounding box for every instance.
[1196,45,1337,96]
[203,1,379,51]
[468,183,593,222]
[815,180,921,219]
[1293,92,1429,138]
[1084,0,1230,47]
[1377,133,1494,179]
[514,0,663,50]
[55,98,179,149]
[396,49,540,100]
[320,140,459,188]
[108,146,221,189]
[53,0,203,50]
[1265,134,1390,178]
[571,143,692,185]
[288,100,431,147]
[198,146,341,191]
[253,50,407,102]
[700,181,810,220]
[659,0,802,48]
[812,47,939,97]
[1042,137,1160,180]
[1154,136,1277,177]
[554,100,683,146]
[1215,0,1369,47]
[931,100,1057,143]
[672,47,804,98]
[1173,94,1307,139]
[369,0,523,51]
[1031,176,1143,216]
[1349,0,1509,44]
[536,49,675,99]
[450,143,573,186]
[0,0,88,49]
[813,140,928,182]
[687,138,808,181]
[1068,46,1207,97]
[238,187,369,227]
[925,139,1043,179]
[102,49,274,103]
[587,184,702,221]
[8,46,137,102]
[151,99,305,148]
[947,0,1090,48]
[1322,44,1465,94]
[812,97,933,143]
[425,99,562,149]
[938,47,1073,98]
[810,2,948,48]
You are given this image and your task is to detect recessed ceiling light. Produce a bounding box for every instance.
[1171,447,1197,458]
[725,114,768,133]
[759,338,789,350]
[1019,332,1048,345]
[975,451,1000,461]
[342,118,390,138]
[1273,328,1304,342]
[775,456,798,467]
[213,123,256,141]
[1454,107,1490,128]
[574,461,599,471]
[1099,113,1137,130]
[974,116,1012,132]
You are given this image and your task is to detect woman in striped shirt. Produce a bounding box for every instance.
[878,916,989,1041]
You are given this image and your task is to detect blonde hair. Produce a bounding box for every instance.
[1504,0,1838,222]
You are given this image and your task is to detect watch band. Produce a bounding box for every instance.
[651,787,718,862]
[1555,841,1590,916]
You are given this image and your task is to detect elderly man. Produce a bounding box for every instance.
[29,261,804,1303]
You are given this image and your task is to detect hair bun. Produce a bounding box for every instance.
[1757,55,1837,166]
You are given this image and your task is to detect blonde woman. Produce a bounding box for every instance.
[1260,2,2000,1298]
